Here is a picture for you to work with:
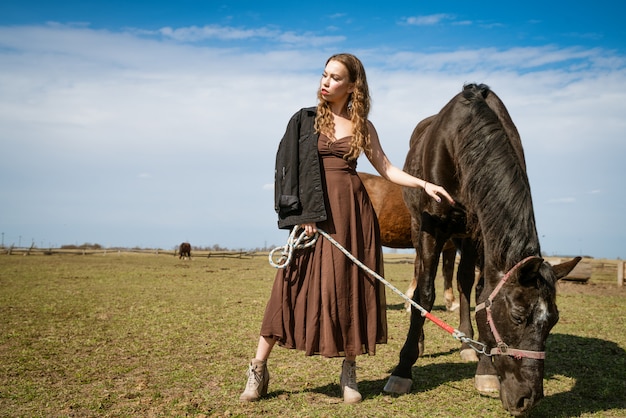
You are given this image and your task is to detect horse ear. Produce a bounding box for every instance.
[513,256,544,287]
[521,256,543,272]
[551,256,582,280]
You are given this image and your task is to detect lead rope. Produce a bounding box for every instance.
[268,225,319,268]
[268,225,490,356]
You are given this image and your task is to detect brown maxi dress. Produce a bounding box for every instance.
[260,134,388,358]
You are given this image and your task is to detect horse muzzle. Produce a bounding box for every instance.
[498,362,545,416]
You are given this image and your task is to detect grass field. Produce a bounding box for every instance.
[0,252,624,417]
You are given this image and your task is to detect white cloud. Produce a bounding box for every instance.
[0,23,624,257]
[403,14,455,26]
[157,24,280,41]
[144,24,345,46]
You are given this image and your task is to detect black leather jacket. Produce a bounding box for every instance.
[274,107,327,229]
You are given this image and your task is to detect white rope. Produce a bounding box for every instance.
[268,225,318,268]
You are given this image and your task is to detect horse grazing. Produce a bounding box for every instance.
[383,84,581,416]
[179,242,191,260]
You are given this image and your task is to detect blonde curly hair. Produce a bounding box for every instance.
[314,53,372,161]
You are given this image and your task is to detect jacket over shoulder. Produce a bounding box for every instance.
[274,107,327,229]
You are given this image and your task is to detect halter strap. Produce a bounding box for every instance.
[475,256,546,360]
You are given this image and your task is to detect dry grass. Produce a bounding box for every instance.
[0,253,624,417]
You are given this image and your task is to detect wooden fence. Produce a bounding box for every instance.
[1,246,624,286]
[1,245,259,259]
[546,257,624,286]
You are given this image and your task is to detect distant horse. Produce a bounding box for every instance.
[179,242,191,260]
[358,172,474,361]
[383,84,580,416]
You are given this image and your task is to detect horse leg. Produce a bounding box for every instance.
[405,267,426,357]
[441,245,458,312]
[404,273,417,313]
[407,243,455,314]
[384,233,440,394]
[457,239,479,362]
[473,271,500,395]
[408,245,454,358]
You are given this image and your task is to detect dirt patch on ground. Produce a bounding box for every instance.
[557,280,625,297]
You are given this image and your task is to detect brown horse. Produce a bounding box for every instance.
[179,242,191,260]
[383,84,580,416]
[359,172,476,361]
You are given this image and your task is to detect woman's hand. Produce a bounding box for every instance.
[424,181,455,205]
[301,223,318,237]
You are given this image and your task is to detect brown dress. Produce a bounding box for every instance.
[260,134,387,357]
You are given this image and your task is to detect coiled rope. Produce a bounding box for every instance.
[268,225,319,268]
[269,225,490,355]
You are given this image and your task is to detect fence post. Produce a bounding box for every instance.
[618,261,624,287]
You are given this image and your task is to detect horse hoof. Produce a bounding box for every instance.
[475,375,500,397]
[446,301,460,312]
[383,376,413,394]
[446,300,461,312]
[460,348,479,362]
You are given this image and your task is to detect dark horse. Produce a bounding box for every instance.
[179,242,191,260]
[383,84,581,416]
[359,172,474,360]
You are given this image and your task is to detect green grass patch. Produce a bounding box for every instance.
[0,253,624,417]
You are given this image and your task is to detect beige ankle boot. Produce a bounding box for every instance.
[239,359,270,402]
[340,359,362,403]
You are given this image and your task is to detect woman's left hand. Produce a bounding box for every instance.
[301,222,318,237]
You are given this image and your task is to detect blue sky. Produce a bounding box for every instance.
[0,1,624,259]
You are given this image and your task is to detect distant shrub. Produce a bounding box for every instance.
[60,243,102,250]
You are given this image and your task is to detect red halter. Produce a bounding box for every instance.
[475,256,547,360]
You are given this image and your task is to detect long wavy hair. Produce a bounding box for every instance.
[314,53,372,161]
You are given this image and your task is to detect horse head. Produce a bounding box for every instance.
[475,256,581,416]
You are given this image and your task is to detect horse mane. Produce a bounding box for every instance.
[456,84,540,269]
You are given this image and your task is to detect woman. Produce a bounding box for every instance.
[240,53,454,404]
